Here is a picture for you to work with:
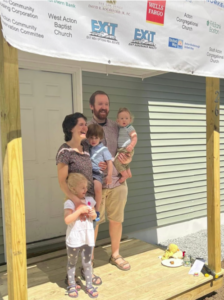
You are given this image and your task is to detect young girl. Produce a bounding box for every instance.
[114,108,138,183]
[86,123,113,221]
[64,173,99,298]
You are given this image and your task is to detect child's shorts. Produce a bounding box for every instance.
[93,170,103,184]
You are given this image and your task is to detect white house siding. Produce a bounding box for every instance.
[82,71,224,241]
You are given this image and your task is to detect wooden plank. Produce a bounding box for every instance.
[0,235,128,273]
[1,240,224,300]
[169,277,223,300]
[206,77,221,273]
[0,24,28,300]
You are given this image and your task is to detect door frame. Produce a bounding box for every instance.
[0,55,83,262]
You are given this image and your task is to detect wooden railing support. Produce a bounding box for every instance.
[206,77,221,273]
[0,23,28,300]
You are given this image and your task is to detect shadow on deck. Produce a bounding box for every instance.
[0,239,223,300]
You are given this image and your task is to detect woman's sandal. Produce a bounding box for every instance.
[109,255,131,271]
[65,275,81,291]
[67,284,79,298]
[86,286,98,299]
[81,266,102,286]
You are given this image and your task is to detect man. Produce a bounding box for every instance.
[88,90,131,271]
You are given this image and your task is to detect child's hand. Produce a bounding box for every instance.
[80,213,89,221]
[88,209,97,220]
[105,175,112,185]
[126,145,133,152]
[77,204,91,215]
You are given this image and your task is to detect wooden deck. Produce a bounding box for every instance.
[0,239,223,300]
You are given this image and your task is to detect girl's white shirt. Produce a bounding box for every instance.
[64,196,96,248]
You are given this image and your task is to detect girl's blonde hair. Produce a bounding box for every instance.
[117,107,134,123]
[65,173,88,200]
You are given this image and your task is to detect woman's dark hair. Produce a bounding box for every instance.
[62,113,87,142]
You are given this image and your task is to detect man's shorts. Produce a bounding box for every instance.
[97,182,128,225]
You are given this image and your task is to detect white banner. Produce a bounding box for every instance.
[0,0,224,78]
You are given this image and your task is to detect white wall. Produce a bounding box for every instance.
[128,213,224,245]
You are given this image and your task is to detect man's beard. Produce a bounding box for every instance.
[93,107,109,120]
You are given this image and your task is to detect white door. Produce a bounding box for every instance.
[19,69,73,243]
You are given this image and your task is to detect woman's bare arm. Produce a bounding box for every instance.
[57,163,82,206]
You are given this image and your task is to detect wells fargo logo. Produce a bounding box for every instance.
[146,0,166,26]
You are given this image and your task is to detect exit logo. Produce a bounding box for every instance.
[90,20,118,40]
[129,28,156,49]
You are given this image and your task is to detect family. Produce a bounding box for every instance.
[56,91,137,298]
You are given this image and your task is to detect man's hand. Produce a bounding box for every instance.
[98,161,107,171]
[126,145,133,152]
[118,152,131,164]
[105,175,112,185]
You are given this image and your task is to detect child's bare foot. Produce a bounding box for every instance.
[127,169,132,178]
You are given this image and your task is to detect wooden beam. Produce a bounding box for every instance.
[0,24,28,300]
[169,277,223,300]
[206,77,221,273]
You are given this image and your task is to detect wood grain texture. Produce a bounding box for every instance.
[0,23,28,300]
[169,277,223,300]
[206,77,221,273]
[1,239,223,300]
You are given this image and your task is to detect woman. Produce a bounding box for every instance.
[56,112,102,288]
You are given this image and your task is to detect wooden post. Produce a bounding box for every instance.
[206,77,221,273]
[0,24,28,299]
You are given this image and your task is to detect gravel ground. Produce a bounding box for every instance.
[158,226,224,300]
[158,225,224,261]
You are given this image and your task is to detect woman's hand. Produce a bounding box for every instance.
[118,152,131,164]
[98,161,107,171]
